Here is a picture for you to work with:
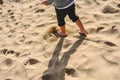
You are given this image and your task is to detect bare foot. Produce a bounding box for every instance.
[79,30,88,34]
[57,31,68,37]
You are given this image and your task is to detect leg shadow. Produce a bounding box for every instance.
[42,35,86,80]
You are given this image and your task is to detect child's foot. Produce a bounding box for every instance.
[79,30,88,36]
[57,31,68,37]
[53,30,68,37]
[79,30,88,34]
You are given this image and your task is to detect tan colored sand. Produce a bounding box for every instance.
[0,0,120,80]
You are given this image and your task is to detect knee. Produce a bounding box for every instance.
[58,19,65,26]
[69,15,79,22]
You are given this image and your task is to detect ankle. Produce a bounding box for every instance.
[57,31,67,36]
[79,30,88,34]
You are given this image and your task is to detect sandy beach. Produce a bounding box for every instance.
[0,0,120,80]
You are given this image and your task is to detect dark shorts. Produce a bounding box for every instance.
[55,3,79,26]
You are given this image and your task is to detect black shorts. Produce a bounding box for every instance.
[55,3,79,26]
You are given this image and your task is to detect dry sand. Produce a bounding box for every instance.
[0,0,120,80]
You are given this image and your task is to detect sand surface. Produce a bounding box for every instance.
[0,0,120,80]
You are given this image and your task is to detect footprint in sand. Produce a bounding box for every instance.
[65,68,77,77]
[102,5,119,14]
[90,25,119,36]
[111,25,119,33]
[104,41,117,47]
[96,27,104,33]
[100,25,119,35]
[24,58,40,65]
[0,57,14,69]
[8,10,14,15]
[3,59,14,67]
[35,9,45,13]
[2,49,20,57]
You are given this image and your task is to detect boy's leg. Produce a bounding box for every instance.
[75,19,88,34]
[55,8,67,36]
[60,25,66,34]
[67,4,88,34]
[53,25,67,37]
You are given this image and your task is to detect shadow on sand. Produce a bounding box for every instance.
[42,35,86,80]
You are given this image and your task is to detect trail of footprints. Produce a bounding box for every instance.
[1,49,77,80]
[0,49,40,80]
[0,49,40,68]
[84,25,119,48]
[2,49,20,57]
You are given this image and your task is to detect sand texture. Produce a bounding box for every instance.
[0,0,120,80]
